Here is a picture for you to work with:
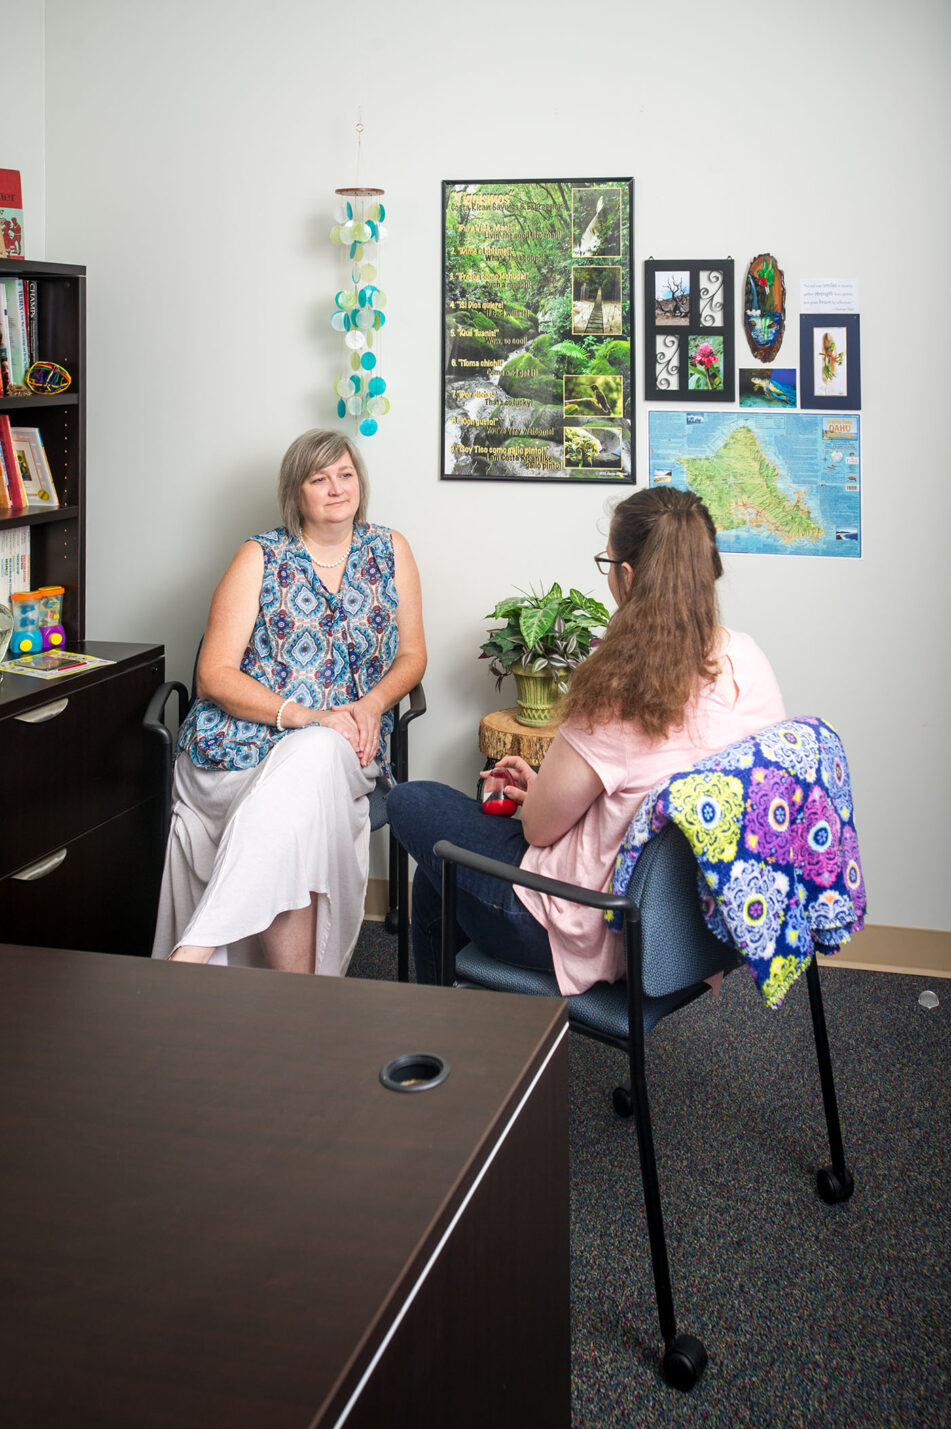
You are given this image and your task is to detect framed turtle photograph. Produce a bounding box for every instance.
[644,258,735,403]
[441,177,634,483]
[799,313,861,410]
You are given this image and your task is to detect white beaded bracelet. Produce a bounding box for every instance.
[275,697,293,731]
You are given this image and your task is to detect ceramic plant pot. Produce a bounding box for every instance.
[513,671,558,727]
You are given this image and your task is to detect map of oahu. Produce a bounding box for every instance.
[648,412,861,558]
[679,426,822,543]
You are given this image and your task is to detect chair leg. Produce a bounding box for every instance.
[626,1024,708,1390]
[806,954,855,1203]
[384,828,399,935]
[396,838,410,983]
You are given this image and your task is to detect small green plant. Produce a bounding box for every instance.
[480,582,610,692]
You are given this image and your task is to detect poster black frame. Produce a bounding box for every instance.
[441,176,635,484]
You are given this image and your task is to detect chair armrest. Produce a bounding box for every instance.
[143,680,190,749]
[434,838,642,990]
[143,680,190,841]
[433,838,638,917]
[390,681,427,784]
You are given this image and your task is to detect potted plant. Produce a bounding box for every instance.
[480,582,610,726]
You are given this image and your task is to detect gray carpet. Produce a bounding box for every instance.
[349,924,951,1427]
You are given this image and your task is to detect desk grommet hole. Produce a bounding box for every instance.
[380,1053,450,1092]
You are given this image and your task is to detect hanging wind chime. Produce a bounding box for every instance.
[330,121,388,436]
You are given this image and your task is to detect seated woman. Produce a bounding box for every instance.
[153,429,426,974]
[387,486,784,994]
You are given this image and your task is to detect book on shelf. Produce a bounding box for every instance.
[11,427,59,507]
[0,426,10,508]
[0,526,30,605]
[1,277,29,386]
[0,169,23,259]
[0,650,111,681]
[0,415,27,506]
[0,280,12,394]
[26,278,37,358]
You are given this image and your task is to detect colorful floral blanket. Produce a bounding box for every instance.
[607,718,866,1009]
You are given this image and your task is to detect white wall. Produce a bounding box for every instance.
[3,3,46,253]
[35,0,951,927]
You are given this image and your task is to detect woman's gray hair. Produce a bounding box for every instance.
[277,429,369,537]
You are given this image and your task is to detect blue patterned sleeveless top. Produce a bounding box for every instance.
[178,522,399,773]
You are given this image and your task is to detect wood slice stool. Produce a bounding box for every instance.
[479,706,558,770]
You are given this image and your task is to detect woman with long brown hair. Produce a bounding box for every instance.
[387,486,784,992]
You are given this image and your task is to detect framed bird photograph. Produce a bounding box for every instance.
[799,313,861,410]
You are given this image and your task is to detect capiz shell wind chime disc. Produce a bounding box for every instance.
[331,186,388,436]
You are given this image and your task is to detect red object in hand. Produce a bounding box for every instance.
[481,771,517,817]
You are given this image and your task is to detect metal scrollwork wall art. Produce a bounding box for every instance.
[644,258,735,403]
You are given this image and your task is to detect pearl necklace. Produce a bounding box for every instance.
[303,535,352,568]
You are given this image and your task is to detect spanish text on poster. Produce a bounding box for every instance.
[442,178,634,483]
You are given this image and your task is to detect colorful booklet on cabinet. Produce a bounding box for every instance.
[0,169,23,258]
[0,650,115,680]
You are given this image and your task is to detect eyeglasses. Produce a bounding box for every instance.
[594,552,624,575]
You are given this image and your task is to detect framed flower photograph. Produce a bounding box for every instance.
[644,258,735,403]
[799,313,861,410]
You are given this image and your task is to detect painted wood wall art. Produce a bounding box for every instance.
[644,258,735,403]
[743,253,786,362]
[799,313,861,410]
[442,177,634,483]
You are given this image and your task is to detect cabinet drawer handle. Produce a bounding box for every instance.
[14,697,70,724]
[13,849,68,881]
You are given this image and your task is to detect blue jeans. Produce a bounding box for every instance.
[385,781,555,985]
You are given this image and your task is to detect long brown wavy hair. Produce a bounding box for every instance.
[562,486,723,740]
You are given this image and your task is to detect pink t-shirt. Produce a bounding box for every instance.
[516,629,785,996]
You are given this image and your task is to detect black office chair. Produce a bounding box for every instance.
[143,647,425,979]
[434,819,854,1392]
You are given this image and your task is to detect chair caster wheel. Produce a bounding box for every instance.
[662,1333,707,1391]
[383,910,399,935]
[612,1085,633,1118]
[816,1165,855,1203]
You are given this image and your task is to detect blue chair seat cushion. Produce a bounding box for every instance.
[369,774,390,832]
[454,944,725,1039]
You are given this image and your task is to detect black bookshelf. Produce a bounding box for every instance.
[0,257,86,642]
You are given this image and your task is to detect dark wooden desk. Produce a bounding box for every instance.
[0,946,570,1427]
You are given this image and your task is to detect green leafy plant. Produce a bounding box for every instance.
[480,582,610,692]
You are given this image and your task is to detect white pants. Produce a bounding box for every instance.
[151,726,377,975]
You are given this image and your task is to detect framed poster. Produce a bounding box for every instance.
[442,178,634,482]
[644,258,735,403]
[800,314,861,410]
